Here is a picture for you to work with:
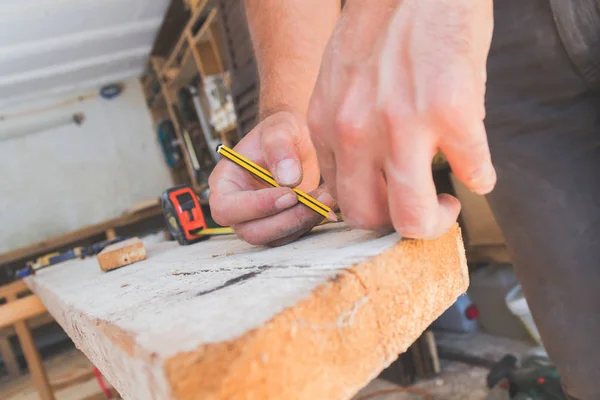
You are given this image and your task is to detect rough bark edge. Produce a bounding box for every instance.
[164,224,468,400]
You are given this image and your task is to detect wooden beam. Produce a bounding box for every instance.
[0,279,29,300]
[0,313,55,337]
[14,321,55,400]
[191,8,218,45]
[1,286,54,399]
[26,223,467,399]
[0,281,33,378]
[0,296,47,330]
[0,336,20,377]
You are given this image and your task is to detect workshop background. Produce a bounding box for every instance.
[0,1,555,399]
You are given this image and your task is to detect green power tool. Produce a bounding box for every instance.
[487,354,566,400]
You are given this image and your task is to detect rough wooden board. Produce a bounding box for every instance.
[26,223,468,400]
[96,237,147,272]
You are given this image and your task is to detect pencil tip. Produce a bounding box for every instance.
[327,210,338,222]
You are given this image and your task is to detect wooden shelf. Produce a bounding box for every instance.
[165,48,198,90]
[161,31,188,76]
[192,8,218,45]
[144,1,239,189]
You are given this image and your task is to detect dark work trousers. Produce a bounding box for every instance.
[484,1,600,399]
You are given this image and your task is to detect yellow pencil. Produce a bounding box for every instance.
[216,145,338,222]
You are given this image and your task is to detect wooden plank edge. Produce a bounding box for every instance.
[25,281,174,399]
[164,224,468,399]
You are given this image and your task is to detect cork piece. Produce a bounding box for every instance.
[25,224,468,400]
[96,237,147,272]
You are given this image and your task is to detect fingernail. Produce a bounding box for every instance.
[275,193,298,210]
[276,159,301,186]
[470,163,496,195]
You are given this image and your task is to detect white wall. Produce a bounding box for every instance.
[0,77,173,253]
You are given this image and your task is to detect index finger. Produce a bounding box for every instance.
[208,162,298,226]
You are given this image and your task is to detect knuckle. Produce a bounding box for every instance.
[263,112,298,137]
[427,93,462,120]
[253,193,278,216]
[334,110,364,145]
[376,101,405,135]
[286,208,309,232]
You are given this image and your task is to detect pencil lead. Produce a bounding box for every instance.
[327,210,339,222]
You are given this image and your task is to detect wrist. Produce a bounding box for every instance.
[244,1,340,122]
[258,103,299,122]
[257,58,323,121]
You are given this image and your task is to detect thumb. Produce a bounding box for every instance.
[259,111,305,187]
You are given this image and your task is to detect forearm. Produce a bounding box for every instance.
[244,0,341,119]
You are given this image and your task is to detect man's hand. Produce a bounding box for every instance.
[208,111,336,246]
[308,0,495,239]
[207,0,339,246]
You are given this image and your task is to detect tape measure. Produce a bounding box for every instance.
[160,185,234,245]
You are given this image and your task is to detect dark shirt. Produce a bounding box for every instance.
[549,0,600,87]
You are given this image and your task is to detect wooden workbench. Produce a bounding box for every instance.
[25,223,468,400]
[0,203,165,283]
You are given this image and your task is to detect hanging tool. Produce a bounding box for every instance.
[189,85,221,163]
[156,119,183,168]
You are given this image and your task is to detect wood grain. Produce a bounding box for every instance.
[96,238,147,272]
[26,223,468,400]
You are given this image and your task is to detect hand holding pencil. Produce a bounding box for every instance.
[207,111,337,247]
